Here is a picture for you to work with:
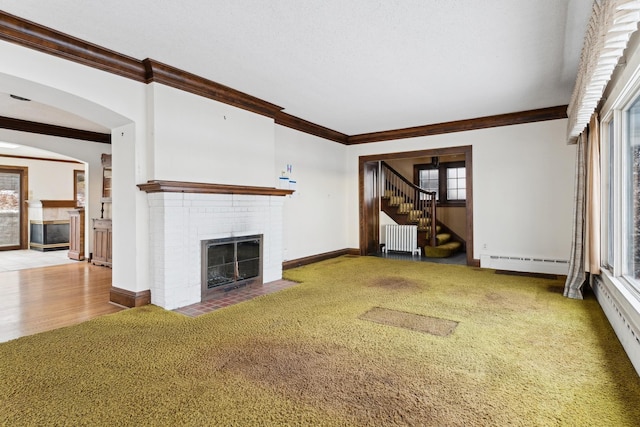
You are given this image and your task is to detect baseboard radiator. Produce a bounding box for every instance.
[480,254,569,275]
[592,275,640,376]
[383,225,420,255]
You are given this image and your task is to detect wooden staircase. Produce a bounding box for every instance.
[381,162,463,258]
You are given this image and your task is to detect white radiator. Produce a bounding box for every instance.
[592,275,640,376]
[480,254,569,275]
[383,225,420,256]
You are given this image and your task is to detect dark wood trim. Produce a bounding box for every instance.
[360,146,473,163]
[137,180,294,196]
[275,111,349,144]
[471,259,481,268]
[39,200,76,208]
[282,248,359,270]
[347,106,568,144]
[359,145,475,266]
[0,116,111,144]
[0,13,567,146]
[109,287,151,308]
[143,59,283,119]
[413,160,467,206]
[465,147,474,267]
[0,11,146,82]
[0,153,83,164]
[0,13,286,122]
[0,165,28,250]
[358,158,367,255]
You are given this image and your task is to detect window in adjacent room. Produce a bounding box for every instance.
[414,161,466,205]
[417,166,439,200]
[446,166,466,202]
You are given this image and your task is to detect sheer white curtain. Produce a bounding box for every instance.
[585,114,602,276]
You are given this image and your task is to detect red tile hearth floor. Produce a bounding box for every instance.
[173,279,299,317]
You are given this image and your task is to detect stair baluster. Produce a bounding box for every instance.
[380,161,437,247]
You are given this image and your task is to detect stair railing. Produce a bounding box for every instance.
[380,161,437,247]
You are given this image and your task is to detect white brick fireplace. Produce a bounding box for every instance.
[140,181,291,310]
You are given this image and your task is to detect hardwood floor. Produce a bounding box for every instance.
[0,262,124,343]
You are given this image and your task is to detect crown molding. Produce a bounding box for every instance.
[275,111,348,144]
[0,11,146,82]
[143,59,283,119]
[0,115,111,144]
[347,106,568,144]
[137,180,294,197]
[0,12,569,146]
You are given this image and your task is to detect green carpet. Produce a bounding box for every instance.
[1,256,639,426]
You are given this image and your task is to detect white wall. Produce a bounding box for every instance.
[0,155,81,201]
[150,84,276,186]
[0,40,148,293]
[275,125,349,260]
[0,37,578,295]
[346,119,576,267]
[0,130,111,257]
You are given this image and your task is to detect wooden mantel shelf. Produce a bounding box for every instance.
[137,180,294,196]
[36,200,77,208]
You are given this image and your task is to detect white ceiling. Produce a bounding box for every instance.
[0,140,79,161]
[0,92,109,133]
[0,0,593,136]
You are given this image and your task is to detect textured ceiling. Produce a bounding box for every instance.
[0,0,592,135]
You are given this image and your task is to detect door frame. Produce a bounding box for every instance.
[0,165,29,250]
[358,145,477,266]
[360,161,380,255]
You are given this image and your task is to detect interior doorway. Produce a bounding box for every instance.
[0,166,28,250]
[359,145,476,266]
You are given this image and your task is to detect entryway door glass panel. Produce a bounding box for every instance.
[0,171,21,248]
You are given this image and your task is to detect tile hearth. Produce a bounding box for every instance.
[173,279,298,317]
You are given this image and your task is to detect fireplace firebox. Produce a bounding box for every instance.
[201,235,263,300]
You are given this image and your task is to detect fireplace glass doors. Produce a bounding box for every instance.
[201,235,262,299]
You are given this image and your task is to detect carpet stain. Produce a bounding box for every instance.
[367,276,422,291]
[547,284,564,294]
[360,307,458,337]
[2,256,639,426]
[483,291,543,313]
[485,292,504,302]
[219,339,441,426]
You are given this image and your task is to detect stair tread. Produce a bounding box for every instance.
[435,233,451,246]
[423,241,461,258]
[435,241,460,250]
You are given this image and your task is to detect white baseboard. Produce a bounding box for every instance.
[593,273,640,376]
[480,254,569,275]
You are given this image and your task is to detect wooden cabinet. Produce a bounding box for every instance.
[92,218,112,267]
[68,208,85,260]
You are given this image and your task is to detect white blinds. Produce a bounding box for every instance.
[567,0,640,143]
